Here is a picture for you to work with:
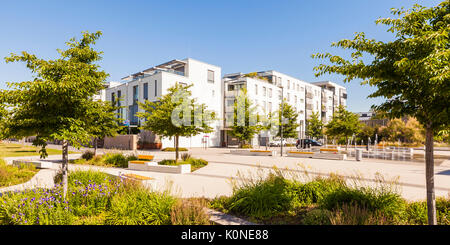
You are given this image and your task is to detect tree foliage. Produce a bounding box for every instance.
[306,111,324,139]
[0,31,114,197]
[312,1,450,224]
[276,100,300,139]
[137,83,215,159]
[228,88,260,147]
[325,106,362,145]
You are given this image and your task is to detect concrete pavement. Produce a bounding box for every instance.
[2,147,450,201]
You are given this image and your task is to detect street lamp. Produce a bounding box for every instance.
[279,85,284,157]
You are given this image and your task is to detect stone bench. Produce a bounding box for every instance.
[286,151,314,158]
[12,160,53,169]
[230,150,276,156]
[138,155,154,160]
[312,153,347,160]
[127,160,191,174]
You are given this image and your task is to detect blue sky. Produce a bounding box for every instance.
[0,0,443,112]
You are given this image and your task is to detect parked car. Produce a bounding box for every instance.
[269,139,287,147]
[296,139,322,149]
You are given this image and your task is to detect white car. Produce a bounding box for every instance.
[269,139,287,147]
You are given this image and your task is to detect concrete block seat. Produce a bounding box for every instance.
[127,155,191,174]
[230,149,277,156]
[12,160,53,169]
[286,151,314,158]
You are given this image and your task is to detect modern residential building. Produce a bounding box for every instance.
[311,81,347,124]
[222,71,341,146]
[102,59,348,148]
[104,58,222,148]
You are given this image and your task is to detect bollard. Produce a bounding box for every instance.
[355,149,363,161]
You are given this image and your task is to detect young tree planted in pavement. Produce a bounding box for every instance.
[276,100,300,139]
[137,83,215,161]
[312,2,450,224]
[325,106,362,149]
[86,100,122,155]
[0,31,112,198]
[228,88,260,148]
[306,111,324,140]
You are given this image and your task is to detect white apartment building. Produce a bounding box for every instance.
[222,72,347,146]
[104,58,222,148]
[311,81,347,124]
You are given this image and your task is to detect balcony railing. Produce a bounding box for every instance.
[306,92,314,99]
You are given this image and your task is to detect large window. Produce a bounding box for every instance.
[133,85,138,103]
[269,88,272,98]
[143,83,148,100]
[263,87,266,97]
[154,80,158,96]
[207,70,215,83]
[255,84,258,95]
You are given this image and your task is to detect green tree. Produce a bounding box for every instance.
[0,31,110,197]
[137,83,215,161]
[357,124,375,143]
[306,111,324,140]
[228,88,260,147]
[325,106,362,149]
[276,100,299,139]
[312,2,450,224]
[86,100,122,155]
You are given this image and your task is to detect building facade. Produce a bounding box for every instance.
[222,73,347,146]
[102,58,348,148]
[104,58,222,148]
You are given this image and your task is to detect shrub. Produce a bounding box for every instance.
[181,153,191,161]
[161,147,188,152]
[158,158,208,171]
[225,174,299,219]
[103,153,132,168]
[105,184,175,225]
[302,209,332,225]
[0,160,38,187]
[403,197,450,225]
[171,199,211,225]
[81,150,95,161]
[328,204,391,225]
[319,186,406,220]
[0,186,75,225]
[241,144,252,149]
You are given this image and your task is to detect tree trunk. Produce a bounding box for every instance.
[175,135,179,162]
[425,126,437,225]
[94,137,98,156]
[62,140,69,198]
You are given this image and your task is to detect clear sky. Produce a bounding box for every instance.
[0,0,443,112]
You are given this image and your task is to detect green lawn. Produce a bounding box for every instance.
[0,142,72,158]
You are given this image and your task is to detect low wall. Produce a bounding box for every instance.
[104,135,138,151]
[128,161,191,174]
[230,150,276,156]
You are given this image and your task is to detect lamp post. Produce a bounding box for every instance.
[279,85,284,157]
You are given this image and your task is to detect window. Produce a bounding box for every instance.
[111,92,115,104]
[207,70,215,83]
[268,102,272,112]
[143,83,148,100]
[227,99,234,107]
[287,93,290,102]
[212,90,215,97]
[295,95,297,104]
[255,84,258,95]
[263,87,267,96]
[263,101,266,111]
[300,98,304,103]
[133,85,138,103]
[301,87,304,92]
[287,80,290,89]
[155,80,158,96]
[269,88,272,98]
[228,85,235,91]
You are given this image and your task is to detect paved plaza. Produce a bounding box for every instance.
[3,146,450,201]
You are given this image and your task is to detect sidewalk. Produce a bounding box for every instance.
[2,147,450,201]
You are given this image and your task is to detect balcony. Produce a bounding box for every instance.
[306,103,313,110]
[306,92,314,99]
